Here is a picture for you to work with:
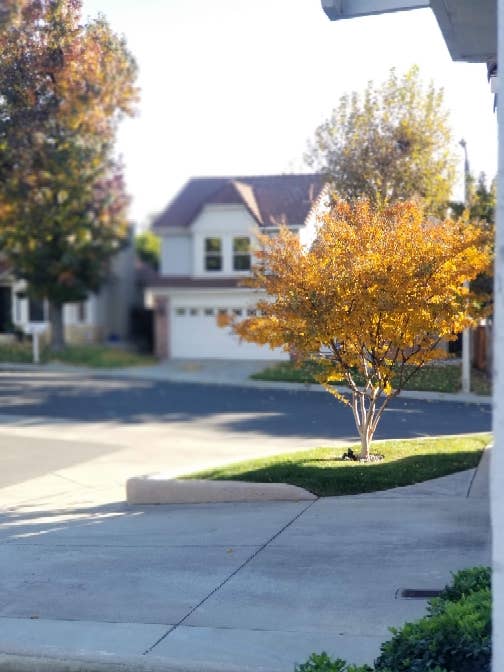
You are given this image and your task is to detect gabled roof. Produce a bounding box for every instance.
[152,173,326,231]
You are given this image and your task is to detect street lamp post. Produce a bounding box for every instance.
[459,139,471,395]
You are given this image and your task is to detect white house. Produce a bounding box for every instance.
[0,242,136,345]
[146,173,327,360]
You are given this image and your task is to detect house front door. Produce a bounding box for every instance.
[0,286,12,332]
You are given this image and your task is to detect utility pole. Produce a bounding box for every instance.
[459,139,471,395]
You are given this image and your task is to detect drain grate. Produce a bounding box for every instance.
[399,588,443,599]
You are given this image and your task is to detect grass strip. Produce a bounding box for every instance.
[182,434,491,496]
[0,342,156,368]
[251,360,491,395]
[47,344,156,368]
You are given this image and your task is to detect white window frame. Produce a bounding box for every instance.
[204,237,223,272]
[232,236,251,271]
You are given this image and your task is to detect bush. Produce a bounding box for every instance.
[435,565,491,604]
[375,589,491,672]
[294,653,372,672]
[294,567,491,672]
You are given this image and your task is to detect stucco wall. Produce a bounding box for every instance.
[161,235,192,276]
[93,243,137,340]
[191,205,258,277]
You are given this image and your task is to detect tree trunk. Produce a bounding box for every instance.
[350,390,379,460]
[359,431,371,461]
[49,302,65,352]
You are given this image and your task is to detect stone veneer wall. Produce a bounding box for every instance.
[36,324,104,346]
[64,324,104,345]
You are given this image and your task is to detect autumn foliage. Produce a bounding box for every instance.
[230,201,492,458]
[0,0,138,349]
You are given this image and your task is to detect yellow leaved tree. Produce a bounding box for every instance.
[229,201,492,460]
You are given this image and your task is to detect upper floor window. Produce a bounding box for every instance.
[233,236,251,271]
[205,237,222,271]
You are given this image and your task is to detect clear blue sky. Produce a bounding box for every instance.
[82,0,497,229]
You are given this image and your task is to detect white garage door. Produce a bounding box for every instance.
[170,305,288,360]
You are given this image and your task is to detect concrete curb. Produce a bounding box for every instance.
[468,444,492,497]
[0,651,260,672]
[126,477,317,505]
[0,362,492,405]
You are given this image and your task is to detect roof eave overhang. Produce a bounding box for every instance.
[321,0,497,64]
[430,0,496,63]
[321,0,428,21]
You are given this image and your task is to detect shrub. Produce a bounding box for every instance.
[294,653,372,672]
[375,588,491,672]
[294,567,491,672]
[435,565,491,604]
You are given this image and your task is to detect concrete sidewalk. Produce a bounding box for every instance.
[0,358,492,405]
[0,361,491,671]
[0,451,490,672]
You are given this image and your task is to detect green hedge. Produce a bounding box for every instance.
[294,566,491,672]
[375,589,490,672]
[434,565,491,605]
[295,653,372,672]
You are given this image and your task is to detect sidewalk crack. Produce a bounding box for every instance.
[143,498,319,655]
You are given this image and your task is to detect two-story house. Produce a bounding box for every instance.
[146,173,327,360]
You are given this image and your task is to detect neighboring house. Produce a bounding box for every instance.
[146,173,327,360]
[0,242,136,345]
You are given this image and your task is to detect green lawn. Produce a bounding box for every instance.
[251,360,492,395]
[0,342,156,368]
[182,434,491,496]
[47,344,156,368]
[0,341,34,363]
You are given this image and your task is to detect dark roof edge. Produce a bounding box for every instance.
[146,276,244,289]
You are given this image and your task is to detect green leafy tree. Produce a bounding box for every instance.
[306,66,457,216]
[135,230,161,271]
[0,0,138,349]
[450,172,496,301]
[471,172,496,225]
[450,172,496,224]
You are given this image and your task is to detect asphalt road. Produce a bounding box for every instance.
[0,371,491,501]
[0,371,491,440]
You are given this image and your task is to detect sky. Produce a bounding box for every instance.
[81,0,498,230]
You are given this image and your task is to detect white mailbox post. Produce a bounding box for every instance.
[24,323,47,364]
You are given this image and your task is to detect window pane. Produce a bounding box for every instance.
[233,254,251,271]
[233,237,250,252]
[205,255,222,271]
[205,237,221,252]
[29,298,44,322]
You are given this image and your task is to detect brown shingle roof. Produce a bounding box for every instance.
[147,276,242,289]
[152,173,326,231]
